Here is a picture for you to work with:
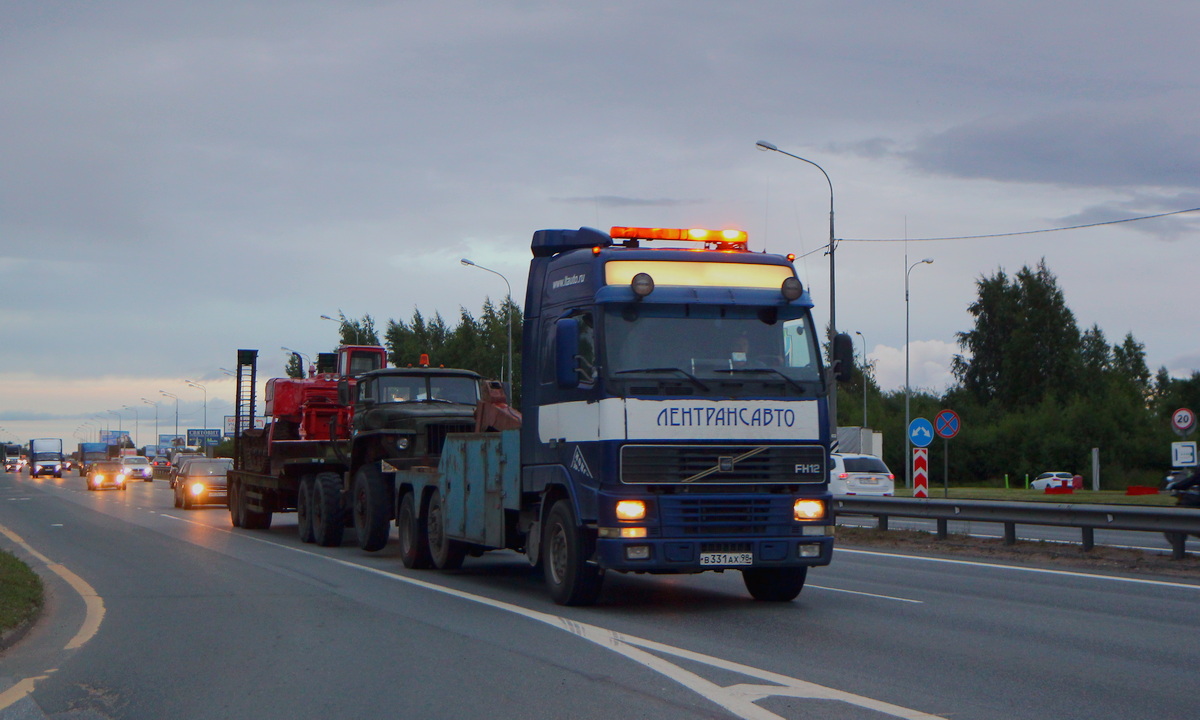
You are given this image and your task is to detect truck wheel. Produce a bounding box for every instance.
[425,490,465,570]
[397,491,431,569]
[238,482,272,530]
[296,475,316,544]
[311,471,345,547]
[229,479,243,527]
[741,567,807,602]
[543,499,604,606]
[353,465,391,552]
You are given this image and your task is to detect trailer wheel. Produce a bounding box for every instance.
[296,475,316,543]
[353,465,391,552]
[543,499,604,606]
[311,471,345,547]
[397,491,431,569]
[741,567,807,602]
[425,490,465,570]
[228,479,242,527]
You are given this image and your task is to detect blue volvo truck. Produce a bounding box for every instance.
[394,225,853,605]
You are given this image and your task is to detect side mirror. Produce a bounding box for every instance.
[337,379,351,406]
[555,317,580,389]
[832,332,855,384]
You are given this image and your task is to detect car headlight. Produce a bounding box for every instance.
[116,474,126,484]
[190,482,206,496]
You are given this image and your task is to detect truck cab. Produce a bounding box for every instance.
[520,226,850,602]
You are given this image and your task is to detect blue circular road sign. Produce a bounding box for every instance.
[909,418,934,448]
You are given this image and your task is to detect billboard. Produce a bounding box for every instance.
[187,429,222,447]
[224,415,266,436]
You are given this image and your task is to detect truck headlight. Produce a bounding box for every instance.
[615,500,646,521]
[793,499,826,521]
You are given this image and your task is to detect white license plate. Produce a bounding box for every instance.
[859,477,879,484]
[700,552,753,566]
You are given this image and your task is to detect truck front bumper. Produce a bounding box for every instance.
[594,534,834,573]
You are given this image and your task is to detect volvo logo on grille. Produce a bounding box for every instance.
[718,456,735,472]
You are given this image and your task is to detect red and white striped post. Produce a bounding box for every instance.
[913,448,929,498]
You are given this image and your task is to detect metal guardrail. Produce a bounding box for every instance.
[833,497,1200,559]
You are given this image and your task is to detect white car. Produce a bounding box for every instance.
[829,453,894,496]
[1031,471,1074,490]
[120,455,154,482]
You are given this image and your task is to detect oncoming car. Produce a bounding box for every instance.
[829,453,895,496]
[173,458,232,509]
[87,460,128,491]
[120,455,154,482]
[1031,471,1075,490]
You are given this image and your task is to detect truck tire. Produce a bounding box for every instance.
[543,499,604,606]
[236,480,272,530]
[228,479,242,527]
[353,465,391,552]
[296,475,316,544]
[741,567,807,602]
[425,490,465,570]
[397,491,431,569]
[311,471,345,547]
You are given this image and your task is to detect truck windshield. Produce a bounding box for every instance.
[377,376,479,405]
[603,305,823,393]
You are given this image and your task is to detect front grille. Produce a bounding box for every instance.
[425,422,475,456]
[621,444,825,485]
[659,496,797,537]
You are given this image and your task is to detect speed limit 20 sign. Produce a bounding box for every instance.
[1173,407,1196,436]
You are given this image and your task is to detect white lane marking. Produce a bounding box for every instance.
[160,514,946,719]
[837,548,1200,590]
[808,584,923,604]
[0,524,106,711]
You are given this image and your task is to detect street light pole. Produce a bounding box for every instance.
[122,405,139,447]
[905,257,935,489]
[320,313,363,344]
[160,391,179,446]
[108,410,122,435]
[281,347,312,377]
[142,399,158,450]
[460,258,513,388]
[186,381,207,431]
[756,140,840,436]
[854,331,868,429]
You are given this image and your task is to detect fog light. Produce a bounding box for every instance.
[395,437,410,450]
[798,544,821,558]
[625,545,651,560]
[615,500,646,521]
[801,525,834,536]
[620,527,647,539]
[793,499,826,521]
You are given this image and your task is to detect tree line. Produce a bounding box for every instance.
[838,260,1200,487]
[315,260,1196,487]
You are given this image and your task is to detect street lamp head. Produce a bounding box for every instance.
[922,258,934,265]
[755,140,778,152]
[319,315,335,321]
[460,258,475,267]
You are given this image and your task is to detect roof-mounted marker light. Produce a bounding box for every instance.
[781,277,803,301]
[631,272,655,298]
[786,253,796,262]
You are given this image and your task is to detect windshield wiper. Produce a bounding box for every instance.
[715,367,808,394]
[614,367,710,391]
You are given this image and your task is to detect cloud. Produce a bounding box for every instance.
[551,196,702,208]
[904,110,1200,190]
[870,340,959,394]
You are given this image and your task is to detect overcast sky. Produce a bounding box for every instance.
[3,1,1198,447]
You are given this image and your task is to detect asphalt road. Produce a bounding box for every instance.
[2,469,1197,719]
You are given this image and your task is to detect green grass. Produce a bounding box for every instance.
[917,487,1175,506]
[0,549,43,636]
